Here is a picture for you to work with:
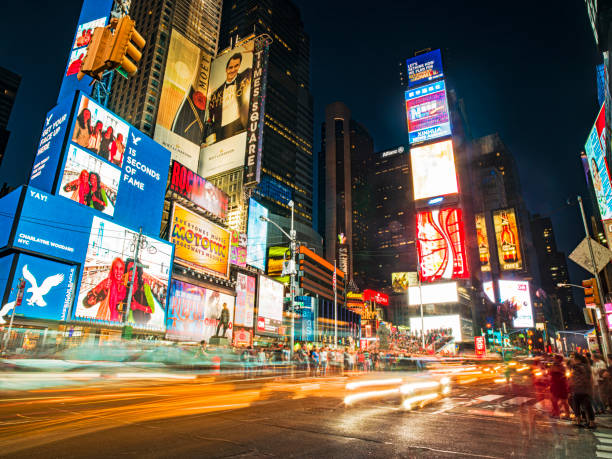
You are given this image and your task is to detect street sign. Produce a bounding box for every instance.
[569,237,612,274]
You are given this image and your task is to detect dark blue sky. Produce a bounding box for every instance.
[0,0,602,285]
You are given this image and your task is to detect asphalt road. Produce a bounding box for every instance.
[0,371,603,458]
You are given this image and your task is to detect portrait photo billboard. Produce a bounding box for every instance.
[499,280,534,328]
[585,103,612,219]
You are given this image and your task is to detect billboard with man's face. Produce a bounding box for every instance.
[585,103,612,220]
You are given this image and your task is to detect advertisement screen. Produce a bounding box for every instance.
[256,275,284,336]
[58,144,121,216]
[169,160,228,219]
[198,41,254,177]
[407,282,458,305]
[391,272,418,292]
[229,230,247,268]
[405,80,452,144]
[409,314,463,341]
[475,213,491,272]
[498,280,534,328]
[30,96,74,192]
[154,30,209,171]
[235,272,255,328]
[416,208,469,282]
[410,140,458,200]
[3,254,76,322]
[406,49,444,88]
[483,281,495,302]
[585,104,612,219]
[0,188,20,249]
[492,208,523,271]
[266,246,291,283]
[74,216,173,331]
[170,203,230,279]
[57,0,113,102]
[166,279,234,342]
[246,198,268,270]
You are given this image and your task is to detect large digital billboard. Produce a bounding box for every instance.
[31,92,171,235]
[498,280,534,328]
[266,246,291,284]
[405,80,452,144]
[169,203,230,279]
[2,254,77,323]
[166,279,235,342]
[74,216,173,331]
[409,314,463,341]
[483,281,495,303]
[256,275,284,336]
[406,49,444,88]
[416,208,469,282]
[154,30,209,171]
[235,272,255,328]
[169,160,228,219]
[392,272,418,292]
[407,282,458,306]
[475,213,491,272]
[246,198,268,271]
[585,104,612,219]
[410,140,458,201]
[492,208,523,271]
[57,0,113,103]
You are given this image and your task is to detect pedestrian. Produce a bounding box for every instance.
[591,354,607,414]
[549,354,570,419]
[309,348,319,376]
[320,347,328,376]
[569,352,596,428]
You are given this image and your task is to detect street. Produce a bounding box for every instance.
[0,371,602,458]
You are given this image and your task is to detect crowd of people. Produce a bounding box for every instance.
[72,107,126,167]
[390,328,454,354]
[534,352,612,429]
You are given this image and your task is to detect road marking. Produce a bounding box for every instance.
[504,397,532,405]
[596,433,612,439]
[598,445,612,452]
[596,452,612,458]
[598,438,612,444]
[476,394,504,402]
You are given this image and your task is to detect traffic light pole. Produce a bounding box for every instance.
[578,195,611,358]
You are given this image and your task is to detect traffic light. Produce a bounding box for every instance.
[582,278,601,307]
[78,16,145,81]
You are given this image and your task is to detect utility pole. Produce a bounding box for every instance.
[418,263,425,350]
[289,201,296,358]
[334,259,338,349]
[578,196,611,357]
[2,278,25,354]
[124,228,143,325]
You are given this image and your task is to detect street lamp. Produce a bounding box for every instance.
[557,282,586,289]
[259,200,297,357]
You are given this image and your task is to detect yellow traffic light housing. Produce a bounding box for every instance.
[76,16,145,81]
[582,278,601,306]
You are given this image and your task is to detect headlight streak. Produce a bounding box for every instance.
[346,378,403,391]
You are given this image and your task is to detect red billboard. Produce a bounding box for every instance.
[169,160,228,219]
[474,336,486,358]
[416,208,469,282]
[363,289,389,306]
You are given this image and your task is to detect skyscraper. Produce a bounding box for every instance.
[108,0,222,139]
[0,66,21,167]
[319,102,373,285]
[216,0,314,226]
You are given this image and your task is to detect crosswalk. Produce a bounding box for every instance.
[594,429,612,458]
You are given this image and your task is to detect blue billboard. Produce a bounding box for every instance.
[57,0,113,103]
[246,198,269,271]
[406,49,444,88]
[6,186,174,330]
[0,188,20,249]
[1,255,77,323]
[585,104,612,220]
[405,80,452,145]
[30,92,171,234]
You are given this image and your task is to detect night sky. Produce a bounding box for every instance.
[0,0,602,286]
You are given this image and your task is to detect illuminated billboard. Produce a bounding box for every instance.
[266,246,291,283]
[416,208,469,282]
[246,198,268,271]
[483,281,495,303]
[407,282,458,305]
[154,30,209,171]
[235,272,255,328]
[169,160,228,219]
[229,230,247,268]
[169,203,231,279]
[57,0,113,102]
[405,80,452,144]
[406,49,444,88]
[475,213,491,272]
[585,104,612,219]
[74,216,173,331]
[410,140,458,201]
[409,314,463,341]
[166,279,235,342]
[498,280,534,328]
[391,272,417,292]
[3,254,76,323]
[492,208,523,271]
[256,275,284,336]
[199,37,269,181]
[31,92,171,235]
